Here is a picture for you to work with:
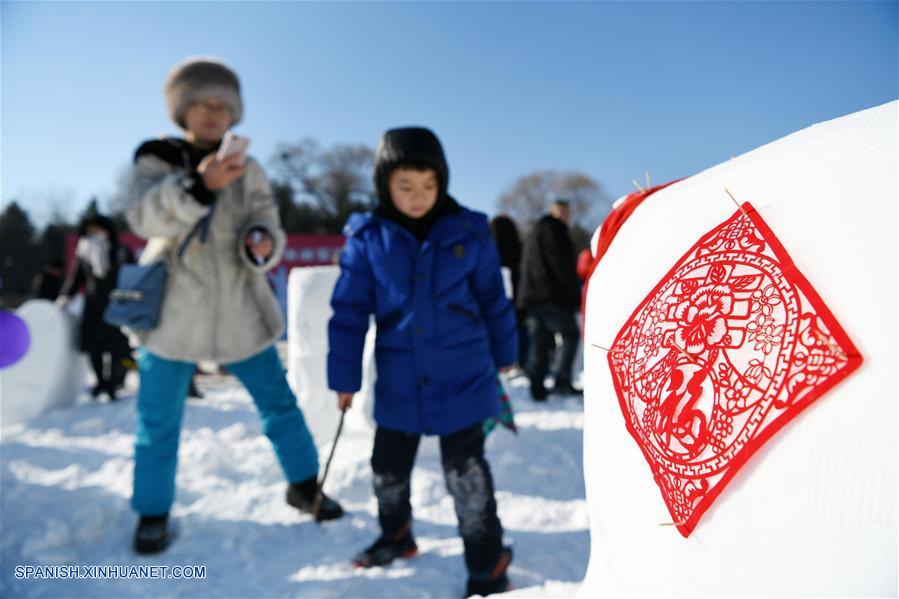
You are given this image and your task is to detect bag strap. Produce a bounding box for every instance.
[170,140,218,259]
[176,201,217,258]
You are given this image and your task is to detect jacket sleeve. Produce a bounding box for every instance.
[235,158,286,273]
[125,154,211,239]
[471,224,519,368]
[327,233,375,393]
[539,222,581,308]
[58,258,86,299]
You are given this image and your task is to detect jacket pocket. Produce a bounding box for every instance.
[448,303,479,323]
[377,309,403,331]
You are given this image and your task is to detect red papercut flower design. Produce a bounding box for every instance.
[607,202,862,537]
[672,284,734,354]
[752,284,783,316]
[753,323,784,355]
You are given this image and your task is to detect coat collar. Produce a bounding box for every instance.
[373,208,482,246]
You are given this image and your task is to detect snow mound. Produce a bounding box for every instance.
[1,365,588,597]
[582,101,897,596]
[1,300,87,428]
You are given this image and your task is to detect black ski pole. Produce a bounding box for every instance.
[313,407,346,522]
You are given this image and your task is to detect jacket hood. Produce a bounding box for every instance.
[373,127,459,240]
[373,127,449,205]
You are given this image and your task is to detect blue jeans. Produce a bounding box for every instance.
[132,345,319,516]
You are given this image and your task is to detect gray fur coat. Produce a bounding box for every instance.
[126,153,286,364]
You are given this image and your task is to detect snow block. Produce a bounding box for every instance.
[581,101,897,596]
[1,300,87,427]
[286,266,376,447]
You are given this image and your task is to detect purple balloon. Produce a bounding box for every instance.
[0,310,30,369]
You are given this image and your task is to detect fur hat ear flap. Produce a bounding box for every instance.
[164,56,243,129]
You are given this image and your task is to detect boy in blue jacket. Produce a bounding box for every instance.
[328,128,517,596]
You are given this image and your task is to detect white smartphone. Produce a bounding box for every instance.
[216,131,251,164]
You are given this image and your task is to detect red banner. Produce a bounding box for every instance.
[66,233,345,269]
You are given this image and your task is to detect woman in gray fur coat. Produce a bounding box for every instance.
[125,56,343,554]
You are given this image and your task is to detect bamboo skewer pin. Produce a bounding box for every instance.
[659,520,688,527]
[645,171,651,191]
[632,179,645,193]
[724,187,751,218]
[670,341,701,365]
[813,329,848,359]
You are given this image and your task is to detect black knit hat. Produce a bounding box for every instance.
[164,56,243,129]
[373,127,449,205]
[78,213,117,238]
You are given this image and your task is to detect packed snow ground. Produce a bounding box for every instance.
[1,359,587,598]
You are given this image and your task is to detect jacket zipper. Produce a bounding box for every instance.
[180,146,221,360]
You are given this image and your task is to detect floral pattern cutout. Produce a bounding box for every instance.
[607,202,862,537]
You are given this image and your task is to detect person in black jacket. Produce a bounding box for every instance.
[517,200,581,400]
[490,215,526,366]
[32,260,65,300]
[57,214,135,399]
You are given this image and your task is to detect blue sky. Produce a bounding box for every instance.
[2,1,896,226]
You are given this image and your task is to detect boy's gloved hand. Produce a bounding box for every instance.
[198,152,246,191]
[337,392,354,411]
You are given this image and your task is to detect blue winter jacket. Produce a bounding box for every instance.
[328,208,518,436]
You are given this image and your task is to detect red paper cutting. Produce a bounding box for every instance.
[607,202,862,537]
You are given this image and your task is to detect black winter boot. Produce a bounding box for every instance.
[187,380,203,400]
[465,547,513,597]
[549,380,582,397]
[133,514,170,555]
[286,477,344,521]
[352,522,418,568]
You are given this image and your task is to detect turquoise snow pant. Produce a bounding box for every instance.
[132,345,320,516]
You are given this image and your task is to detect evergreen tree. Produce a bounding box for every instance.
[0,201,39,300]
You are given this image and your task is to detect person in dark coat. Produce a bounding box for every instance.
[517,200,582,400]
[328,127,516,597]
[32,260,66,300]
[490,215,526,366]
[57,214,135,399]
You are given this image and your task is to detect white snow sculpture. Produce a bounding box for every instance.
[286,266,376,447]
[581,101,896,596]
[1,300,87,427]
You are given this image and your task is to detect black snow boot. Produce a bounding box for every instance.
[286,477,344,521]
[133,514,170,555]
[549,380,582,397]
[352,523,418,568]
[187,380,203,400]
[465,547,513,597]
[528,376,548,402]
